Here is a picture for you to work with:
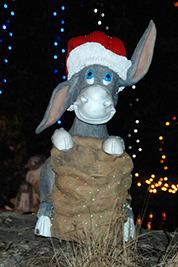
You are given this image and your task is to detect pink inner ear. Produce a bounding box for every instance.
[43,85,69,128]
[133,25,156,82]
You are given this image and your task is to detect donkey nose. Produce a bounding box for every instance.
[103,99,112,107]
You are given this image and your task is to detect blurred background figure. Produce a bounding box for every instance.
[10,154,46,213]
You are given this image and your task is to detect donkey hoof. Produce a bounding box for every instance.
[51,128,74,151]
[102,136,125,156]
[34,216,51,237]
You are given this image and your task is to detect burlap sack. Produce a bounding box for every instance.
[50,136,133,242]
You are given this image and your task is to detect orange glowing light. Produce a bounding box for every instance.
[161,187,167,191]
[159,136,163,140]
[149,178,154,182]
[164,166,168,170]
[137,218,142,225]
[171,184,177,190]
[160,160,164,163]
[153,188,157,193]
[164,177,168,181]
[174,2,178,7]
[149,213,153,219]
[160,178,163,181]
[137,182,141,187]
[162,155,166,159]
[162,212,166,218]
[151,184,155,188]
[149,189,153,193]
[165,122,170,126]
[172,116,176,120]
[151,174,155,178]
[164,183,169,187]
[135,173,139,177]
[147,221,151,230]
[146,180,151,184]
[159,148,163,152]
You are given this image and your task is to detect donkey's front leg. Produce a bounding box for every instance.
[35,157,54,237]
[102,136,125,156]
[51,128,74,151]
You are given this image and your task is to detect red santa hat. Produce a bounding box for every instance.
[66,31,132,83]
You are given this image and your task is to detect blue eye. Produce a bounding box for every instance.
[103,72,112,85]
[86,70,94,84]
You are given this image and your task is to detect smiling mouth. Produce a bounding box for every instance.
[74,105,116,125]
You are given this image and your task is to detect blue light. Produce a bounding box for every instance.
[54,69,58,73]
[11,11,15,16]
[57,120,62,124]
[4,4,8,8]
[61,6,65,10]
[62,63,65,66]
[61,20,64,24]
[56,36,61,40]
[60,28,64,32]
[54,42,58,46]
[0,39,2,43]
[54,55,58,59]
[3,79,7,83]
[2,25,7,30]
[61,49,65,53]
[8,46,12,50]
[4,59,8,63]
[0,91,2,94]
[9,32,13,36]
[62,75,66,80]
[7,20,10,23]
[53,12,57,16]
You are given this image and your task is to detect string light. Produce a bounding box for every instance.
[137,117,178,194]
[52,4,67,129]
[0,0,15,95]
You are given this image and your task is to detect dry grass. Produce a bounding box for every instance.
[42,224,178,267]
[45,221,150,267]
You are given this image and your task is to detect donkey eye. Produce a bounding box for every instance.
[86,70,94,85]
[103,72,112,86]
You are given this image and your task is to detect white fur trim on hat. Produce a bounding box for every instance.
[67,42,132,81]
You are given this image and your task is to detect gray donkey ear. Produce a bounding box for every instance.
[121,20,156,87]
[36,80,74,134]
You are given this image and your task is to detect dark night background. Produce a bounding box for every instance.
[0,0,178,230]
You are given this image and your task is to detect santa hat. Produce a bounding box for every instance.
[66,31,132,82]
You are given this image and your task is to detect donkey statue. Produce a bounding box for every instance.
[34,21,156,242]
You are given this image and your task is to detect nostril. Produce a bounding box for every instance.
[81,96,88,103]
[103,100,111,107]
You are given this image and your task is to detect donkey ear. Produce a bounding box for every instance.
[36,81,70,134]
[121,20,156,87]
